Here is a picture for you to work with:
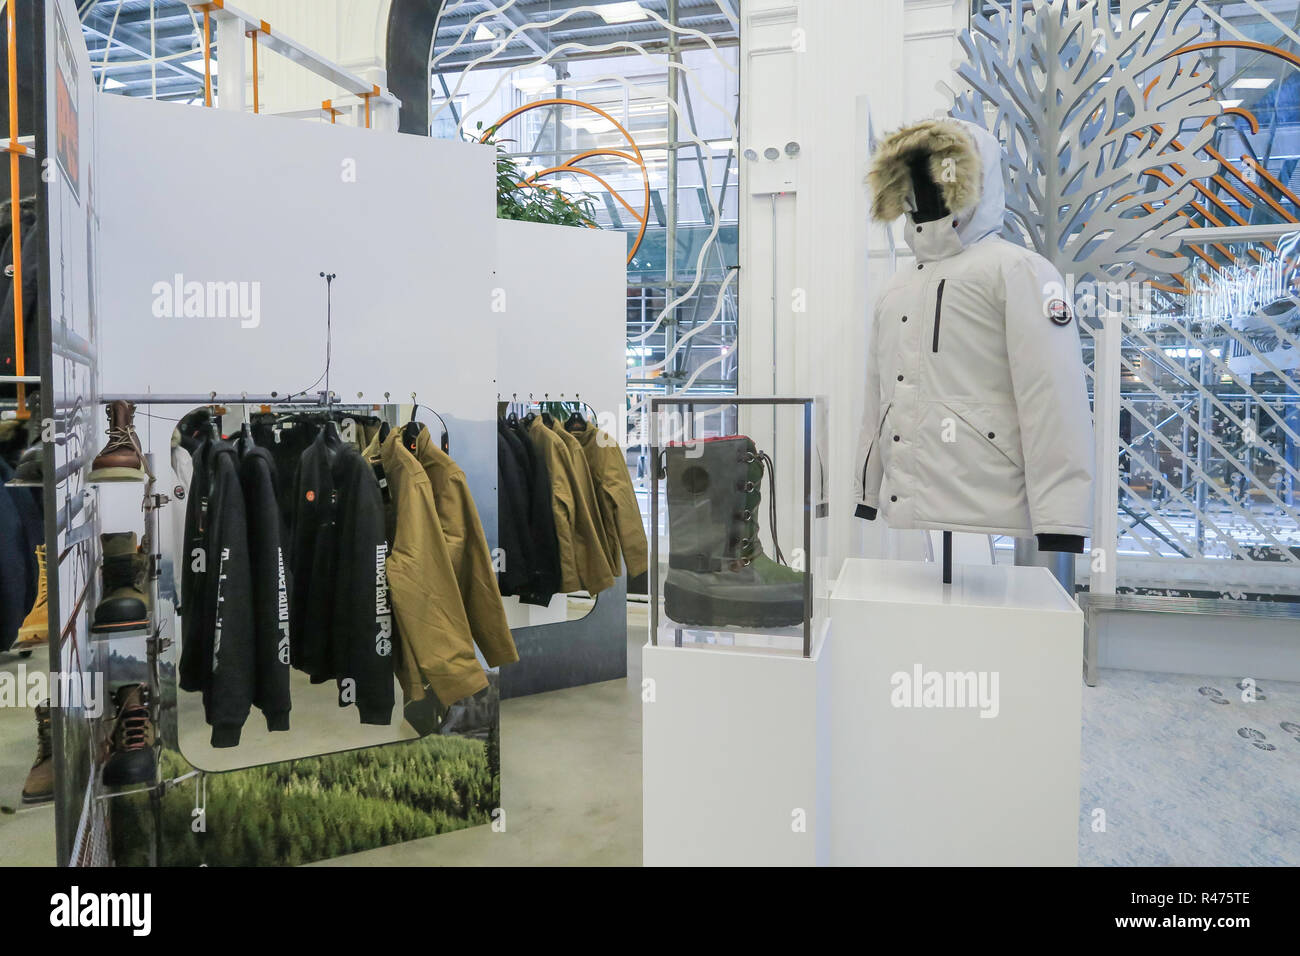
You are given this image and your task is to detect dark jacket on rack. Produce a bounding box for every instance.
[289,430,393,725]
[179,439,214,691]
[0,218,41,392]
[189,441,259,748]
[504,419,561,606]
[0,459,41,652]
[239,446,292,731]
[496,425,534,598]
[568,422,648,579]
[0,200,36,318]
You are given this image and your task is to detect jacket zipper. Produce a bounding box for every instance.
[931,279,946,353]
[860,402,894,492]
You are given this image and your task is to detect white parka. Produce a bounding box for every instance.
[854,119,1094,546]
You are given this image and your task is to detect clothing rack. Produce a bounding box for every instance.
[100,393,335,406]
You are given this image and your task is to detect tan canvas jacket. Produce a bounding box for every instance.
[372,431,489,707]
[408,427,518,671]
[568,423,648,578]
[530,417,614,594]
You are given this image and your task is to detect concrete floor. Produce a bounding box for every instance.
[3,602,1297,866]
[0,648,56,866]
[316,608,647,867]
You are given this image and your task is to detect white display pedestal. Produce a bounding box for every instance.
[829,559,1082,866]
[642,629,830,866]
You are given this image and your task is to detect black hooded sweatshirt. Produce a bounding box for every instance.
[289,429,393,725]
[179,440,293,746]
[239,446,292,732]
[193,441,257,747]
[179,439,213,691]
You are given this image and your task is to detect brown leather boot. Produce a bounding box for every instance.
[88,400,148,481]
[21,701,54,805]
[15,544,48,648]
[102,684,157,787]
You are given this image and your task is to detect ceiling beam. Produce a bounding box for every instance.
[80,23,205,83]
[490,3,551,58]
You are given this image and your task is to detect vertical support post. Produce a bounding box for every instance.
[6,0,26,417]
[664,0,680,401]
[202,5,213,107]
[1091,316,1121,596]
[942,531,953,585]
[649,400,660,646]
[1195,343,1212,555]
[215,10,246,111]
[248,29,260,113]
[803,400,812,658]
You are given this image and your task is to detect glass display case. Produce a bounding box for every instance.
[649,396,827,657]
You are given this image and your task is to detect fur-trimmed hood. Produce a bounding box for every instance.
[868,117,1005,249]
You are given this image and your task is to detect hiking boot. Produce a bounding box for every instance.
[21,700,53,805]
[663,435,805,628]
[88,400,148,481]
[91,533,151,633]
[102,683,156,787]
[15,544,48,648]
[10,444,42,484]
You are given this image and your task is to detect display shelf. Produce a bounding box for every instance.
[829,558,1082,866]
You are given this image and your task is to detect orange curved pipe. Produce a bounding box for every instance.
[1165,40,1300,73]
[483,98,651,264]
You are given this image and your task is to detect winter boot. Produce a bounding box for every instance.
[663,435,805,628]
[14,544,48,648]
[102,683,156,787]
[11,443,42,484]
[91,533,151,633]
[88,400,147,481]
[21,700,53,805]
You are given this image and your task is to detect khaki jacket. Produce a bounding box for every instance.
[408,427,518,671]
[568,424,648,578]
[529,418,614,594]
[367,429,514,707]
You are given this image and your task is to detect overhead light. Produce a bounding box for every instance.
[474,23,497,42]
[513,75,554,95]
[562,115,616,133]
[181,57,218,75]
[596,2,649,24]
[1219,99,1243,109]
[1231,77,1274,90]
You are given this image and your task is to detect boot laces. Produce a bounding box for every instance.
[34,707,52,763]
[101,408,155,478]
[758,451,787,566]
[118,706,152,751]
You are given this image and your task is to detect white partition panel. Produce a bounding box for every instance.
[95,93,496,415]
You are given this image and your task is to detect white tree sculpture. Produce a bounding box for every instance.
[949,0,1221,312]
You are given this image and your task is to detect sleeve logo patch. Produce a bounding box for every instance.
[1047,298,1073,326]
